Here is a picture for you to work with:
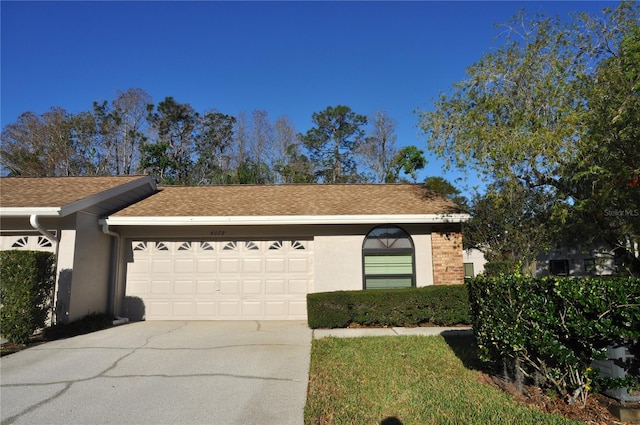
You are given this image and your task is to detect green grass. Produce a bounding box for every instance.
[305,335,581,425]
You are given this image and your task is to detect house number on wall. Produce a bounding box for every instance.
[210,230,226,236]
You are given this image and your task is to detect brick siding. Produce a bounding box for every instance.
[431,227,464,285]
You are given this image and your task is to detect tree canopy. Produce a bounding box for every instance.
[418,2,640,273]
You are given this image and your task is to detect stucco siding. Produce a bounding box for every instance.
[66,212,112,321]
[414,233,434,287]
[313,235,364,293]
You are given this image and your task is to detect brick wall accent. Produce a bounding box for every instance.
[431,226,464,285]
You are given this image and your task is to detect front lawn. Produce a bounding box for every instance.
[305,335,581,425]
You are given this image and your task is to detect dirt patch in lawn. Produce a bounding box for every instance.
[478,372,640,424]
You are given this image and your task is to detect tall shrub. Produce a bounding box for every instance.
[468,275,640,406]
[0,251,56,344]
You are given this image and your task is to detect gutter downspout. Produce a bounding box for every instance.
[29,214,57,243]
[102,223,122,319]
[29,214,59,325]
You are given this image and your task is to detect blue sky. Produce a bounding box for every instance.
[1,1,615,194]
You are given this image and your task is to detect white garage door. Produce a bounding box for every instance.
[125,239,313,320]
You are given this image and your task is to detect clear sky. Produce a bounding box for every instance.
[0,1,615,194]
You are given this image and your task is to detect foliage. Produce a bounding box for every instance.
[463,178,553,268]
[307,285,471,329]
[300,105,368,183]
[467,275,640,406]
[418,3,640,273]
[557,22,640,273]
[388,145,427,183]
[424,176,468,208]
[0,251,56,344]
[483,261,520,277]
[1,108,100,177]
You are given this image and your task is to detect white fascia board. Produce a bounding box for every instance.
[58,176,156,217]
[103,214,471,226]
[0,207,61,217]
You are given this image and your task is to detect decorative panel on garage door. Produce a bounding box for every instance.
[125,240,313,320]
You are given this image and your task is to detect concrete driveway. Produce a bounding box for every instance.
[1,321,311,425]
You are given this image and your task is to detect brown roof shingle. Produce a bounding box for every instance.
[111,184,466,217]
[0,176,149,208]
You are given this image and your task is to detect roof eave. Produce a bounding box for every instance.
[102,214,471,226]
[58,176,156,216]
[0,207,62,217]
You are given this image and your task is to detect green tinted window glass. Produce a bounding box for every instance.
[364,255,413,274]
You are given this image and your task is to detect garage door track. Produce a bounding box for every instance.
[0,321,311,425]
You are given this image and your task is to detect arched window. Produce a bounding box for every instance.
[363,225,415,289]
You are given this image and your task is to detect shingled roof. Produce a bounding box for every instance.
[0,176,155,217]
[109,184,466,218]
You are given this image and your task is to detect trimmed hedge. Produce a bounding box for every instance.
[468,275,640,405]
[0,250,56,344]
[307,285,471,329]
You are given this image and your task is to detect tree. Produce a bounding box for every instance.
[357,110,398,183]
[301,105,367,183]
[388,145,427,183]
[417,3,640,271]
[424,176,468,209]
[559,23,640,273]
[93,88,152,175]
[141,97,198,184]
[463,179,553,272]
[272,116,315,183]
[1,107,97,177]
[193,111,236,184]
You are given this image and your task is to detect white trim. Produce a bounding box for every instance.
[58,176,156,216]
[0,176,156,218]
[0,207,61,217]
[102,213,471,226]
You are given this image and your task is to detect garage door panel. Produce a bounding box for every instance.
[173,280,194,294]
[151,281,171,294]
[218,301,240,317]
[172,302,194,316]
[265,302,286,317]
[220,259,240,273]
[242,280,262,294]
[242,301,263,316]
[265,280,285,294]
[126,239,313,320]
[195,302,216,317]
[148,301,171,317]
[266,258,285,272]
[196,281,216,294]
[151,260,172,273]
[242,258,262,273]
[288,258,309,273]
[197,259,216,273]
[174,259,194,273]
[219,280,239,293]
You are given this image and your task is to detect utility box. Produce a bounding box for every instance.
[592,343,640,403]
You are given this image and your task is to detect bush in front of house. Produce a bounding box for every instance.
[307,285,471,329]
[467,275,640,406]
[0,250,56,344]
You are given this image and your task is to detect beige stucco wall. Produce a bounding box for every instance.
[414,233,434,287]
[313,234,364,293]
[65,212,113,321]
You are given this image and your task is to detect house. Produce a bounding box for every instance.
[461,245,620,278]
[0,176,470,323]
